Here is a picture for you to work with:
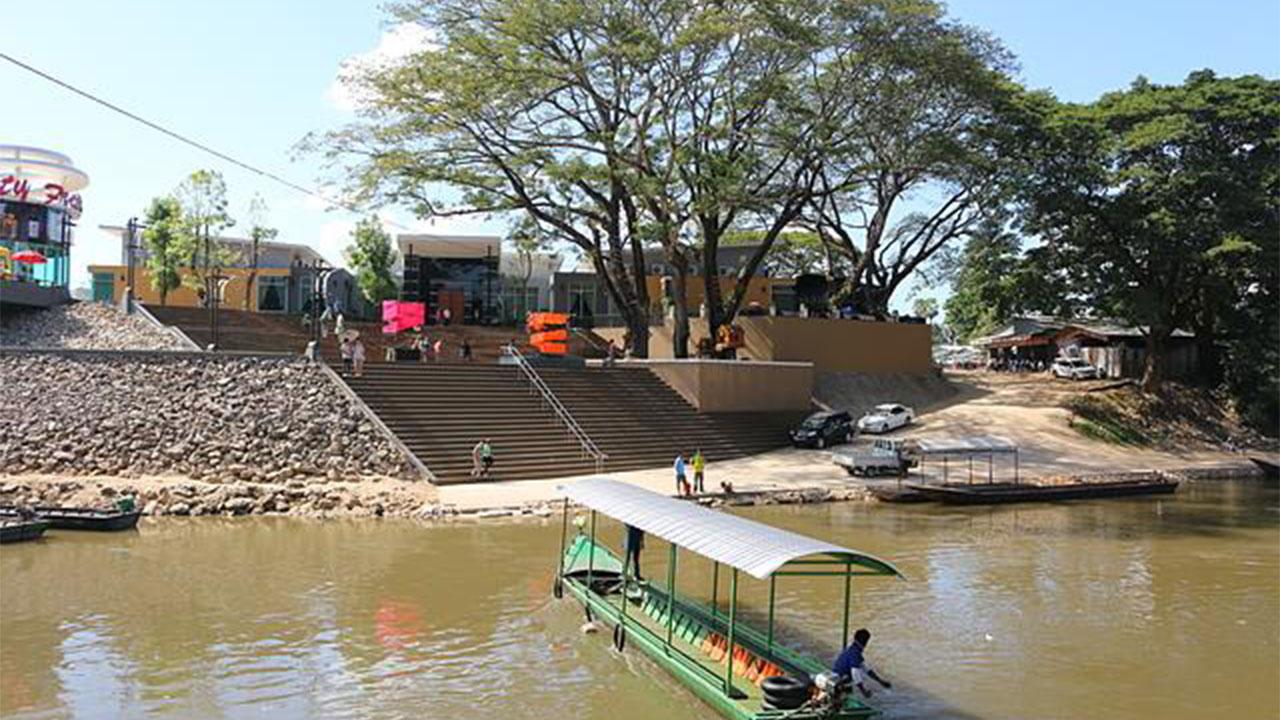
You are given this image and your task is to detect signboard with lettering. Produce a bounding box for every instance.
[0,175,84,218]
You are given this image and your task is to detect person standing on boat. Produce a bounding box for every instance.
[624,524,645,581]
[692,450,706,494]
[673,453,690,496]
[833,628,892,698]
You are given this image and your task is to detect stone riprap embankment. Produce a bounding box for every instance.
[0,354,415,482]
[0,475,437,519]
[0,301,187,351]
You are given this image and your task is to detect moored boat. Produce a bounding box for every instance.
[906,476,1178,505]
[555,478,903,720]
[1250,456,1279,483]
[0,506,141,531]
[0,519,49,544]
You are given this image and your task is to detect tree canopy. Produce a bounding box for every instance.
[346,217,400,305]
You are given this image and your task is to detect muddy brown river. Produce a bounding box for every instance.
[1,481,1277,719]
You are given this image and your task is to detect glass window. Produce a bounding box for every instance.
[257,276,288,312]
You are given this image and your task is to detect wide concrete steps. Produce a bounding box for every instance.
[342,363,795,484]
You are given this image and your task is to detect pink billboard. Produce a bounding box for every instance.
[382,300,426,334]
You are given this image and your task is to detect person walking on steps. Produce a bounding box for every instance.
[692,450,706,494]
[673,453,690,497]
[474,438,494,478]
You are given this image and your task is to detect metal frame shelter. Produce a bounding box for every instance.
[914,436,1020,485]
[555,478,903,719]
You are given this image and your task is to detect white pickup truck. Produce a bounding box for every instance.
[831,439,920,477]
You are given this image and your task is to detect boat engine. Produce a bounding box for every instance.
[811,671,850,717]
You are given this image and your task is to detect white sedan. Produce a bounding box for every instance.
[1051,358,1100,380]
[857,403,915,434]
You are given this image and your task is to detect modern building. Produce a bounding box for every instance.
[397,234,501,324]
[549,244,778,327]
[498,249,561,324]
[0,145,88,307]
[90,227,326,314]
[978,315,1198,378]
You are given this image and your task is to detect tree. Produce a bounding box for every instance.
[345,217,399,305]
[803,1,1017,316]
[723,229,850,279]
[175,169,236,303]
[508,218,549,322]
[308,0,658,356]
[243,194,278,311]
[1015,71,1280,391]
[141,196,193,307]
[912,297,938,323]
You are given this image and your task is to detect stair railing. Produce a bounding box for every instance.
[504,345,607,473]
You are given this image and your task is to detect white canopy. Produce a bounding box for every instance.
[914,436,1018,456]
[559,478,902,580]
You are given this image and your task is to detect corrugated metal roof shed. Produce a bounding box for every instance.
[559,478,902,580]
[915,436,1019,455]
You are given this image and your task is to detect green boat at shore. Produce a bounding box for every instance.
[554,479,904,720]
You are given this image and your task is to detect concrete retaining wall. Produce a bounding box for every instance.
[625,359,814,413]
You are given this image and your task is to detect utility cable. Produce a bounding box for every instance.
[0,50,419,232]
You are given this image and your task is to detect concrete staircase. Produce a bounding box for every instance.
[342,363,798,484]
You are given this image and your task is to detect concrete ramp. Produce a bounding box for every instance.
[813,371,959,415]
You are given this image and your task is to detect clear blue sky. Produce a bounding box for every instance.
[3,0,1277,298]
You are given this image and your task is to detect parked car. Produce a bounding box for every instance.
[789,411,854,449]
[1051,357,1100,380]
[857,404,915,434]
[832,438,921,477]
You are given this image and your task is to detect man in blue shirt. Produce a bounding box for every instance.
[832,628,892,698]
[673,454,689,496]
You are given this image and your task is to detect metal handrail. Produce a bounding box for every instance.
[504,345,607,472]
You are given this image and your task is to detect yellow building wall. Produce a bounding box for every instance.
[644,275,774,314]
[87,265,293,311]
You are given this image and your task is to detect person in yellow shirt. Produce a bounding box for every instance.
[692,450,706,494]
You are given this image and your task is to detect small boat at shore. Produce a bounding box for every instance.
[0,519,50,544]
[906,476,1179,505]
[1250,456,1279,483]
[556,478,903,719]
[864,483,931,504]
[0,506,141,532]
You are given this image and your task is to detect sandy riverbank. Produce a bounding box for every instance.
[3,371,1266,519]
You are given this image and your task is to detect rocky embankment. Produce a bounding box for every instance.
[0,301,187,351]
[0,354,415,483]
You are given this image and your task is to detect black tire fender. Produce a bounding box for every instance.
[761,675,810,697]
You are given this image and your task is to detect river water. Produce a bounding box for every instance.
[1,481,1276,720]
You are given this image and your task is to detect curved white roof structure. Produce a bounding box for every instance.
[0,145,89,192]
[560,478,902,580]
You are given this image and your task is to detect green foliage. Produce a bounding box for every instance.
[175,169,238,294]
[141,196,193,306]
[345,217,399,305]
[244,194,278,310]
[1014,71,1280,393]
[722,229,845,278]
[912,297,938,322]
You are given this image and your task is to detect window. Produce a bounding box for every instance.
[257,276,288,312]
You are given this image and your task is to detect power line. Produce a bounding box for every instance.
[0,50,414,232]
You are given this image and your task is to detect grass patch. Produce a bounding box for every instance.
[1063,382,1267,450]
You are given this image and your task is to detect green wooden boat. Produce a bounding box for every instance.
[555,479,904,720]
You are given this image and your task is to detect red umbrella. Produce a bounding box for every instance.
[11,250,46,264]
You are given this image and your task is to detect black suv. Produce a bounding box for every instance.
[789,411,854,449]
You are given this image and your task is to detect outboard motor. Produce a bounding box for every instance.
[812,671,850,717]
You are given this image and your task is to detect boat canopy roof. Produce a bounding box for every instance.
[559,478,902,580]
[915,436,1018,456]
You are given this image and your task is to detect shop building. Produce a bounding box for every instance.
[90,227,326,314]
[0,145,88,307]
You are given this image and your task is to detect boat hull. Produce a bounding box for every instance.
[906,480,1179,505]
[559,534,877,720]
[0,520,49,544]
[0,507,141,531]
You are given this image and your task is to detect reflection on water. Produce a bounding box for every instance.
[1,481,1276,720]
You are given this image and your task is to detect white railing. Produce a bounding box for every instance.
[504,345,607,472]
